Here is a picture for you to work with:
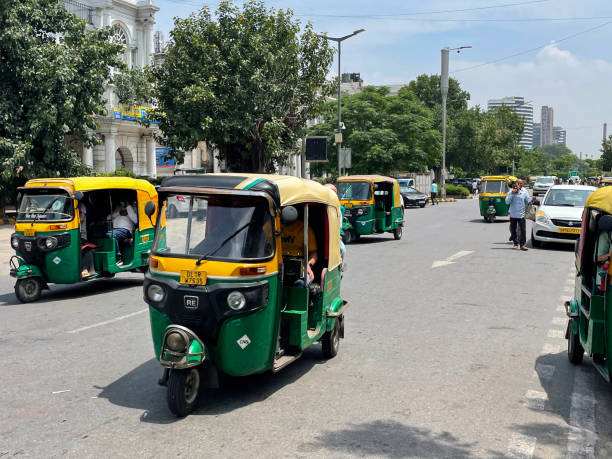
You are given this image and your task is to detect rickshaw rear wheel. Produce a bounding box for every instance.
[322,320,340,359]
[15,277,42,303]
[343,230,354,244]
[168,368,201,417]
[393,226,402,240]
[567,320,584,365]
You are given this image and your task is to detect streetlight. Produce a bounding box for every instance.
[440,45,471,197]
[317,29,365,176]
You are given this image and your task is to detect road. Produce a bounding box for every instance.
[1,199,611,458]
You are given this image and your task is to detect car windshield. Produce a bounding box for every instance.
[154,195,274,260]
[543,189,593,207]
[402,186,420,194]
[338,181,371,201]
[536,177,554,184]
[17,193,74,222]
[481,180,505,194]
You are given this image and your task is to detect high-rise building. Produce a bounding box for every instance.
[553,126,566,146]
[487,96,533,149]
[541,106,554,146]
[533,123,541,148]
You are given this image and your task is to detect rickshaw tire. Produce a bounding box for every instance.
[15,277,42,303]
[167,368,200,417]
[322,320,340,359]
[393,226,402,240]
[567,320,584,365]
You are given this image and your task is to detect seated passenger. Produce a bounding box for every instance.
[281,216,317,286]
[112,202,138,264]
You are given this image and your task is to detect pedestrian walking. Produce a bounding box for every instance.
[505,180,535,251]
[430,181,438,205]
[471,179,478,196]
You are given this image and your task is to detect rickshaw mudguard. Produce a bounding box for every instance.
[12,262,44,281]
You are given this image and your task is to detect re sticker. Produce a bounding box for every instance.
[237,335,251,350]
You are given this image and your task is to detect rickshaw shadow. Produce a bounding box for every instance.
[468,219,509,224]
[352,236,393,245]
[97,348,326,424]
[299,419,477,457]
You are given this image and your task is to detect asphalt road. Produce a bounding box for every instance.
[1,199,611,458]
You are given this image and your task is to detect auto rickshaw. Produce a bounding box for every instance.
[479,175,517,222]
[337,175,404,243]
[566,186,612,381]
[144,173,348,416]
[10,177,158,303]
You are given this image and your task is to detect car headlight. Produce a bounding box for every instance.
[165,331,187,352]
[44,237,58,249]
[11,236,19,249]
[147,284,165,302]
[227,290,246,310]
[536,211,550,224]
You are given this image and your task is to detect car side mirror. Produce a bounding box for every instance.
[599,215,612,232]
[144,201,156,225]
[281,206,298,225]
[73,191,84,202]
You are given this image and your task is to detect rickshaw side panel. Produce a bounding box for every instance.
[150,306,173,360]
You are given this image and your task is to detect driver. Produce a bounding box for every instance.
[281,213,318,286]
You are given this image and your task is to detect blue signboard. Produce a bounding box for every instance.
[156,147,177,168]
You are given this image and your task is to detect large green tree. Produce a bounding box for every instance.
[0,0,122,204]
[151,1,334,172]
[601,135,612,171]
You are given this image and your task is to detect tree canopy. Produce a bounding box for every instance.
[0,0,122,204]
[151,0,334,172]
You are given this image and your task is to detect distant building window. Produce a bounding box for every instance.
[111,24,129,65]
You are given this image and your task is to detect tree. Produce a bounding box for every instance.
[151,1,334,172]
[479,106,524,173]
[114,68,154,106]
[0,0,123,204]
[407,74,470,117]
[601,135,612,171]
[538,143,573,160]
[518,148,551,177]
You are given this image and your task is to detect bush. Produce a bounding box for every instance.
[445,184,470,196]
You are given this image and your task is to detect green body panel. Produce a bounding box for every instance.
[150,306,173,360]
[93,227,154,274]
[350,204,402,235]
[14,263,44,280]
[479,196,510,217]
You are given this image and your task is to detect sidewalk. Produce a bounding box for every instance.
[0,225,14,276]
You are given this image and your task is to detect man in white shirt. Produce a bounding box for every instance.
[112,202,138,264]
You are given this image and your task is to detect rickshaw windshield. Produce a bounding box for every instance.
[338,181,372,201]
[481,181,506,194]
[155,195,275,261]
[543,189,593,207]
[17,193,74,222]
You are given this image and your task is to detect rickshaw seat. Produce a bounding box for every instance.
[81,242,96,250]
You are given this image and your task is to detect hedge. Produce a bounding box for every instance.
[445,184,470,197]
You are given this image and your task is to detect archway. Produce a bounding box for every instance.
[115,147,134,172]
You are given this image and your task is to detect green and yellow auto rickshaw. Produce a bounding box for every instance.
[566,186,612,381]
[479,175,517,223]
[337,175,404,243]
[10,177,158,303]
[143,173,348,416]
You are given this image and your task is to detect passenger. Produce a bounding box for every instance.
[281,212,318,286]
[111,201,138,265]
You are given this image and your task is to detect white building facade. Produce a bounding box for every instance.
[487,96,533,149]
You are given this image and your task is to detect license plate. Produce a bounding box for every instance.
[24,229,35,237]
[558,227,580,234]
[180,270,207,285]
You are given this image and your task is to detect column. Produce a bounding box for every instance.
[83,146,93,167]
[104,131,116,173]
[145,24,154,66]
[146,135,156,178]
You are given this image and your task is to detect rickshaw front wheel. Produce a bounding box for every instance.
[567,320,584,365]
[322,320,340,359]
[15,277,43,303]
[393,226,402,240]
[168,368,201,417]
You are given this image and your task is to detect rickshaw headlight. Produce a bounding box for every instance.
[166,332,187,352]
[147,284,165,302]
[11,236,19,249]
[357,208,364,216]
[227,291,246,310]
[44,237,58,250]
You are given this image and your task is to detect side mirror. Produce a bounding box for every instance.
[73,191,84,201]
[599,215,612,232]
[144,201,156,217]
[281,206,298,225]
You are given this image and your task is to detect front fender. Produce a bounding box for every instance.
[326,298,349,332]
[10,259,44,280]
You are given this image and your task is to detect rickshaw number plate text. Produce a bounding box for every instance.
[180,270,207,285]
[558,228,580,234]
[24,229,35,237]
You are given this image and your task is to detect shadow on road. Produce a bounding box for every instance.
[352,236,393,245]
[0,278,143,307]
[97,347,326,424]
[468,218,510,224]
[298,419,478,458]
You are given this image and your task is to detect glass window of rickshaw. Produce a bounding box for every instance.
[482,181,504,194]
[338,182,372,201]
[17,191,74,222]
[543,189,592,207]
[155,195,274,260]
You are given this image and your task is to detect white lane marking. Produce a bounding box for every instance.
[507,433,536,459]
[567,367,597,458]
[542,343,562,354]
[431,250,474,268]
[533,363,556,381]
[547,329,566,339]
[67,309,148,334]
[52,390,71,394]
[525,390,549,410]
[552,317,567,326]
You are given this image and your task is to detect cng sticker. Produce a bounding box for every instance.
[237,335,251,350]
[52,256,61,265]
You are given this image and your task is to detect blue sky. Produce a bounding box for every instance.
[153,0,612,158]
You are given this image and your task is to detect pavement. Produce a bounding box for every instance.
[0,225,14,276]
[1,202,610,457]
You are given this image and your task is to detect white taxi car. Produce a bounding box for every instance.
[531,184,596,247]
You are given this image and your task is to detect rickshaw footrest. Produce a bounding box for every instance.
[273,353,301,373]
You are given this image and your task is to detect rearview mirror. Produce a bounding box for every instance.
[144,201,156,217]
[73,191,84,201]
[599,215,612,232]
[281,206,298,225]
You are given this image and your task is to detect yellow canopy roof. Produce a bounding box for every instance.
[481,175,517,182]
[24,177,157,197]
[337,175,402,207]
[586,185,612,214]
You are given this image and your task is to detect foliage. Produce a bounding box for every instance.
[96,168,137,178]
[308,86,441,176]
[114,68,154,106]
[478,106,524,172]
[538,143,573,160]
[445,184,470,196]
[150,0,334,172]
[0,0,122,205]
[601,135,612,171]
[407,74,470,117]
[518,148,551,177]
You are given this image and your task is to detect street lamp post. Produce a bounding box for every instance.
[317,29,365,176]
[440,45,471,197]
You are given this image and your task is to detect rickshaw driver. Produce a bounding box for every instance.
[281,217,318,286]
[596,229,612,291]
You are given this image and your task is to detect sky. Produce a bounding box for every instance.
[153,0,612,158]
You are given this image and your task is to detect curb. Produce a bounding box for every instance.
[428,198,458,203]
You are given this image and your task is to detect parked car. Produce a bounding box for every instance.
[399,185,428,208]
[531,184,596,247]
[532,176,557,196]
